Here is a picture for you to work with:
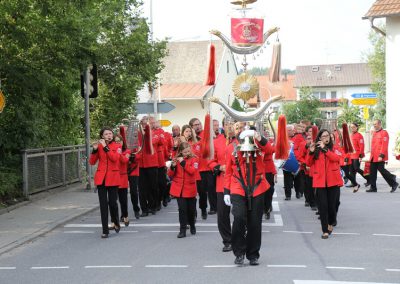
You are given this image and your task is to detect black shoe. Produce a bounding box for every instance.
[366,188,377,192]
[120,216,124,223]
[123,217,129,227]
[208,210,217,215]
[177,230,186,238]
[222,244,232,252]
[114,225,120,233]
[296,192,301,199]
[190,226,196,235]
[305,202,310,207]
[321,233,329,239]
[265,211,270,220]
[390,182,399,193]
[134,211,140,219]
[140,212,149,217]
[344,177,349,184]
[332,221,337,227]
[284,197,291,201]
[311,206,317,211]
[234,255,244,265]
[101,234,108,239]
[353,184,360,193]
[249,258,259,266]
[151,210,157,215]
[364,182,370,187]
[316,211,319,215]
[201,210,207,220]
[156,206,161,211]
[162,199,168,207]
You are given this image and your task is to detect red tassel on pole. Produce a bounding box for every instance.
[143,124,154,155]
[312,125,319,142]
[201,114,213,159]
[119,125,127,149]
[204,43,215,86]
[275,114,290,160]
[342,123,354,154]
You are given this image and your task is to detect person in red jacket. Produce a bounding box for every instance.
[300,126,317,210]
[292,123,306,199]
[307,129,343,239]
[153,120,167,210]
[128,147,141,219]
[347,123,368,192]
[168,142,199,238]
[114,134,131,227]
[223,122,270,266]
[262,130,276,220]
[89,127,121,238]
[367,119,398,192]
[208,118,235,252]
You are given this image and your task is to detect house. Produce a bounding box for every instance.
[294,63,373,119]
[138,40,238,130]
[364,0,400,158]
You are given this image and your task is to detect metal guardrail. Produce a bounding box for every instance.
[21,145,92,196]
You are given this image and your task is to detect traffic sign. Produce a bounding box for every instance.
[351,93,377,99]
[0,90,5,113]
[351,98,377,106]
[159,119,171,127]
[363,107,369,120]
[135,102,175,114]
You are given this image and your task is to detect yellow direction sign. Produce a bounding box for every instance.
[363,107,369,120]
[351,98,377,106]
[160,119,171,127]
[0,90,5,113]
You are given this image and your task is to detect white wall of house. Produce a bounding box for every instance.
[161,100,207,132]
[386,17,400,158]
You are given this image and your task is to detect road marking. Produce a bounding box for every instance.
[273,192,277,198]
[203,265,237,268]
[31,266,69,270]
[268,264,307,268]
[326,266,365,270]
[373,233,400,237]
[0,267,16,270]
[145,265,187,268]
[386,268,400,272]
[151,230,219,233]
[283,231,313,234]
[84,265,132,269]
[272,201,280,212]
[64,231,94,234]
[262,230,270,233]
[264,214,283,227]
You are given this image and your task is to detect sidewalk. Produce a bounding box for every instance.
[0,183,99,256]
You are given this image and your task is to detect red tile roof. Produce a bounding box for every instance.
[159,83,212,100]
[364,0,400,18]
[247,74,297,106]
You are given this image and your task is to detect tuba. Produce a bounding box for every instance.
[126,118,144,155]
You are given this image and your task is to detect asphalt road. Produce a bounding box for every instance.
[1,175,400,284]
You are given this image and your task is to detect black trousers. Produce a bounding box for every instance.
[316,186,339,233]
[128,176,140,213]
[294,170,305,195]
[341,165,354,185]
[117,188,128,218]
[196,180,208,211]
[304,175,316,207]
[349,159,369,186]
[217,192,231,245]
[97,185,119,234]
[139,167,158,213]
[158,167,168,203]
[369,161,397,190]
[283,170,294,198]
[200,171,217,212]
[264,173,275,213]
[177,197,196,229]
[231,194,264,260]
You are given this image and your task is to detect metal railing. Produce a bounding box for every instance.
[21,145,91,196]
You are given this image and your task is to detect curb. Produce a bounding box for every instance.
[0,204,99,256]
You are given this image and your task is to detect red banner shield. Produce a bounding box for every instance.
[231,18,264,46]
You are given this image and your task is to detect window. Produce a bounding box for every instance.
[312,92,319,99]
[334,65,341,71]
[320,92,326,99]
[331,91,337,99]
[312,66,319,72]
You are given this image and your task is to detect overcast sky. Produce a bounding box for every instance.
[140,0,383,70]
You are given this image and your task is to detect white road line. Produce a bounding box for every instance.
[268,264,307,268]
[273,192,277,198]
[66,221,283,227]
[386,268,400,272]
[264,214,283,227]
[373,233,400,237]
[145,265,187,268]
[326,266,365,270]
[283,230,313,234]
[84,265,132,269]
[152,230,179,233]
[204,265,237,268]
[331,232,360,235]
[262,230,270,233]
[0,267,16,270]
[31,266,69,270]
[272,201,280,212]
[64,231,94,234]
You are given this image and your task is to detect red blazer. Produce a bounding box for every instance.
[128,150,140,177]
[164,131,173,161]
[89,142,121,186]
[292,133,305,161]
[208,135,232,193]
[306,146,343,188]
[118,149,130,188]
[224,139,270,197]
[137,129,160,168]
[371,129,389,162]
[168,156,199,198]
[153,128,166,168]
[263,142,276,174]
[298,140,310,173]
[351,132,365,160]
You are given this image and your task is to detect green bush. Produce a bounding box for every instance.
[0,167,23,206]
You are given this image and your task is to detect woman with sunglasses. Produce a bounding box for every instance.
[307,129,343,239]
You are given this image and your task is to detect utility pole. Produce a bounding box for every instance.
[84,68,92,191]
[149,0,158,116]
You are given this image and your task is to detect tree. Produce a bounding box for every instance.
[231,97,244,111]
[282,87,323,124]
[337,100,363,127]
[366,26,386,126]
